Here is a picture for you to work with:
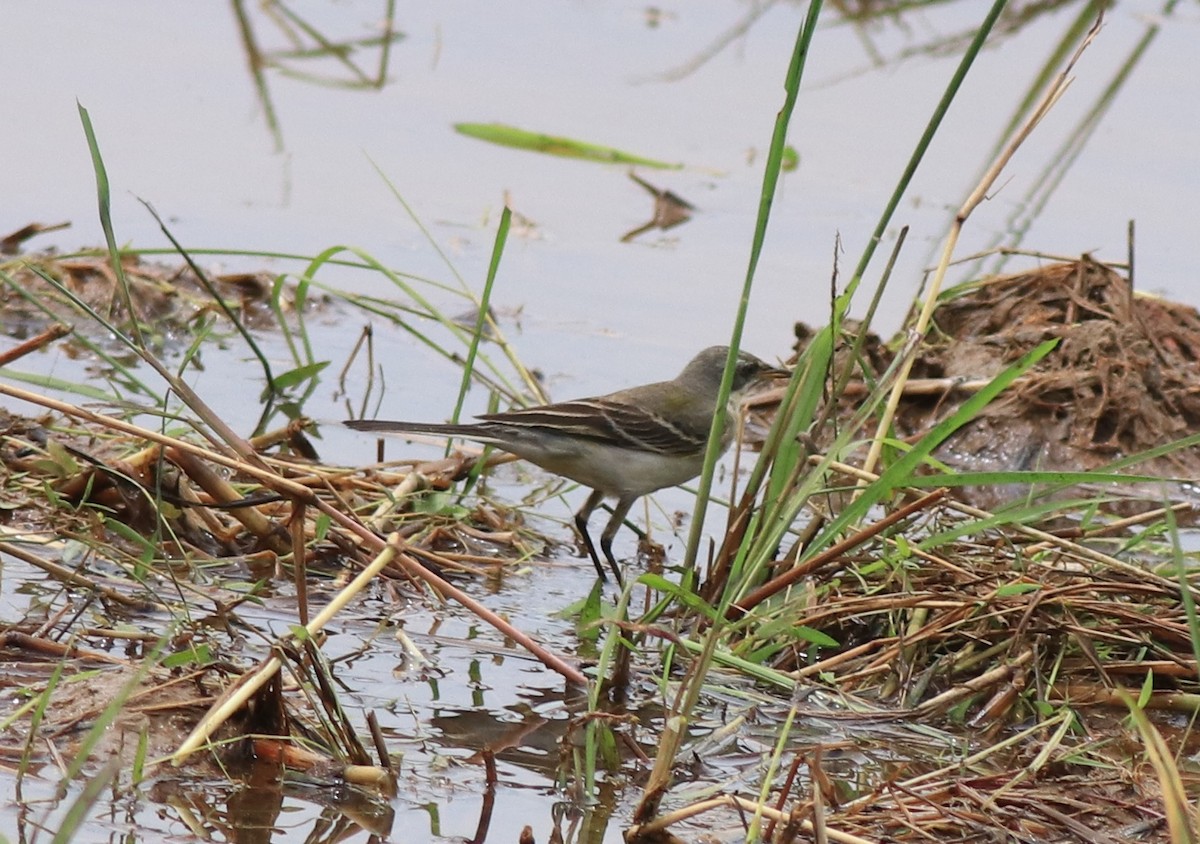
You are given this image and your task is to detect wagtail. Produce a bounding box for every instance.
[346,345,785,583]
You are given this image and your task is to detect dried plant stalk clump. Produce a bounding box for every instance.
[906,259,1200,479]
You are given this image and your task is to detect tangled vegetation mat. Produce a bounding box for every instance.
[2,250,1200,843]
[808,257,1200,511]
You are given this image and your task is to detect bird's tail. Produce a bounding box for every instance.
[344,419,493,441]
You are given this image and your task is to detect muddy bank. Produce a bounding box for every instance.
[809,258,1200,509]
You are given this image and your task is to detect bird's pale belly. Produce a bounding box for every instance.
[502,437,716,498]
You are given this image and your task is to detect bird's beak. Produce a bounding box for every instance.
[738,361,791,407]
[762,362,792,381]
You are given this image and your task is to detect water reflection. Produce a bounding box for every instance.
[231,0,403,151]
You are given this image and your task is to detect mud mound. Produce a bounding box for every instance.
[801,258,1200,507]
[902,259,1200,506]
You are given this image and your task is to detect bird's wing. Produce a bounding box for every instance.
[478,399,709,456]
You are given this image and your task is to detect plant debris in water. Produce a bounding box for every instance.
[798,257,1200,511]
[2,248,1200,843]
[0,253,317,354]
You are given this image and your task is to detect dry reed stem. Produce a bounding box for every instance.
[166,446,287,551]
[629,793,876,844]
[728,488,948,619]
[0,536,162,611]
[172,532,404,763]
[0,322,71,366]
[858,17,1103,484]
[0,630,127,666]
[0,379,586,687]
[822,457,1200,602]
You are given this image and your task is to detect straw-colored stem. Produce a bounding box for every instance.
[172,533,404,763]
[858,18,1101,485]
[0,381,586,686]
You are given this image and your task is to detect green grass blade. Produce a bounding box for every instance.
[840,0,1008,307]
[449,206,510,426]
[683,0,823,572]
[77,102,146,350]
[802,338,1059,562]
[0,367,130,402]
[1168,507,1200,679]
[139,198,278,395]
[49,759,121,844]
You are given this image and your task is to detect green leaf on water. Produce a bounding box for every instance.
[454,123,683,169]
[162,644,213,669]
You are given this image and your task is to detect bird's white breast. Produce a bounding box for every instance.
[500,435,714,498]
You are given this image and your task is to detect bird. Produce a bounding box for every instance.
[345,345,786,584]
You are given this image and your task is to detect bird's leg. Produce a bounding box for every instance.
[599,496,636,587]
[574,489,609,581]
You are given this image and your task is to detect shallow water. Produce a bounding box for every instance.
[2,2,1199,841]
[4,2,1198,391]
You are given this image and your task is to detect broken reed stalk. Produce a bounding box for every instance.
[0,630,127,666]
[31,254,271,472]
[166,446,289,553]
[0,380,587,692]
[858,16,1103,485]
[725,487,948,620]
[821,457,1200,603]
[1118,691,1197,842]
[629,793,876,844]
[172,533,403,763]
[0,322,71,366]
[0,540,162,611]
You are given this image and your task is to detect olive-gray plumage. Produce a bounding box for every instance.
[346,346,784,583]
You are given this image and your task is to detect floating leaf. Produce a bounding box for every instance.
[454,123,682,169]
[271,360,329,391]
[792,625,839,647]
